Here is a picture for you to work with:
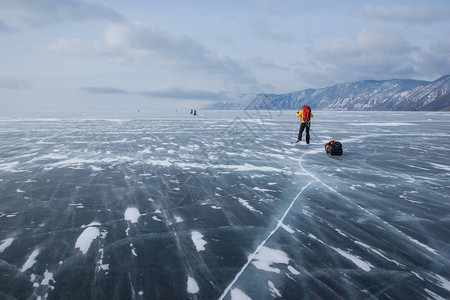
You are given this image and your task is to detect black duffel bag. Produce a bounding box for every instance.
[325,139,343,155]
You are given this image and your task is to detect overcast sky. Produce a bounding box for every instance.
[1,0,449,112]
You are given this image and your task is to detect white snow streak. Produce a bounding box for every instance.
[21,248,40,272]
[355,240,404,267]
[281,223,295,234]
[331,247,374,272]
[429,273,450,293]
[424,288,446,300]
[268,280,282,297]
[429,162,450,171]
[288,265,301,275]
[0,238,14,252]
[349,122,415,126]
[238,198,263,214]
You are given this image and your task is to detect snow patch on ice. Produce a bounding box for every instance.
[429,162,450,171]
[221,163,285,173]
[335,229,349,237]
[308,233,320,241]
[411,271,424,281]
[288,265,301,275]
[49,157,133,168]
[75,227,100,255]
[281,223,295,234]
[302,209,313,217]
[350,184,361,190]
[145,158,172,167]
[355,240,404,267]
[187,276,199,294]
[331,247,374,272]
[89,165,103,171]
[424,288,446,300]
[268,280,282,297]
[41,269,54,286]
[130,243,137,256]
[152,216,162,222]
[81,221,101,228]
[230,288,252,300]
[174,215,184,223]
[253,187,275,192]
[409,237,439,255]
[252,246,289,273]
[429,273,450,293]
[0,161,19,171]
[238,198,263,214]
[250,174,266,178]
[191,231,207,252]
[349,122,415,126]
[124,207,140,223]
[264,153,286,160]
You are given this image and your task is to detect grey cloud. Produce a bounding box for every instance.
[313,30,418,60]
[363,4,450,24]
[417,42,450,78]
[0,20,10,32]
[297,30,423,87]
[248,57,290,71]
[140,87,228,101]
[79,85,228,101]
[0,0,124,28]
[45,22,258,89]
[248,18,293,42]
[103,23,257,85]
[80,87,128,94]
[0,78,31,89]
[256,0,286,15]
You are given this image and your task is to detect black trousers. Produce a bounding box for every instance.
[298,122,310,143]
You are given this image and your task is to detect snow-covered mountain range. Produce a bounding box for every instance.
[204,75,450,111]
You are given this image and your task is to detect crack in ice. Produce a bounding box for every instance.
[298,142,441,258]
[218,181,313,300]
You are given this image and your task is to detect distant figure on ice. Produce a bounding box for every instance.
[190,109,193,114]
[296,105,313,144]
[193,110,197,116]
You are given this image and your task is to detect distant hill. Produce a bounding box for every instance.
[203,75,450,111]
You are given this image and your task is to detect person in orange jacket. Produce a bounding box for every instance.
[296,105,313,144]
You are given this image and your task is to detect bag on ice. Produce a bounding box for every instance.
[325,139,343,156]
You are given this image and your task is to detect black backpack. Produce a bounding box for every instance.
[325,140,343,155]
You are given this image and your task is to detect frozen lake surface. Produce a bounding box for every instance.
[0,110,449,299]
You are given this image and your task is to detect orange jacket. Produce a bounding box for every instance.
[296,110,313,123]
